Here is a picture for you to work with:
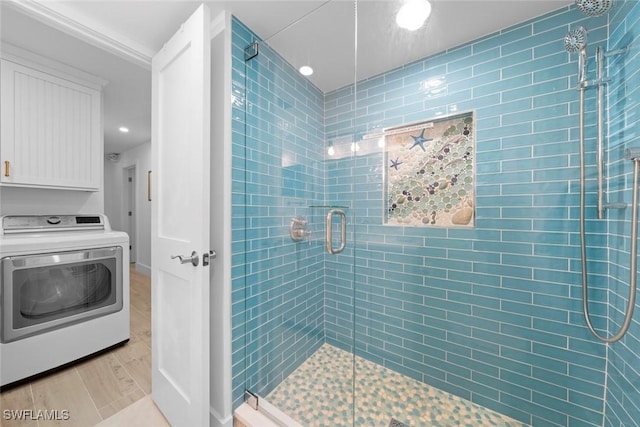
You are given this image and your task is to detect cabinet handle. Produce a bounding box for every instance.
[4,161,9,177]
[147,170,152,202]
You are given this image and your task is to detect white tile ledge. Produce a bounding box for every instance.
[234,400,302,427]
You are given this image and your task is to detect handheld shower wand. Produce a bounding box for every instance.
[564,26,588,86]
[565,20,638,343]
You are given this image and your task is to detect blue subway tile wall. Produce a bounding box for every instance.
[231,17,328,407]
[324,5,609,427]
[604,1,640,426]
[231,3,640,426]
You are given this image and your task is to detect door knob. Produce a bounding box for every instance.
[171,251,199,266]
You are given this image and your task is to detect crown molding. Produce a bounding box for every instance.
[4,0,153,70]
[1,42,109,88]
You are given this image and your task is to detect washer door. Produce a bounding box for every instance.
[1,247,123,343]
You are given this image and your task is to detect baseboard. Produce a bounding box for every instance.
[210,406,233,427]
[135,262,151,276]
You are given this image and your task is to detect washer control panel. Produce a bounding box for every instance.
[2,215,105,233]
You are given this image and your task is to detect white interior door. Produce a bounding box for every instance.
[151,4,211,426]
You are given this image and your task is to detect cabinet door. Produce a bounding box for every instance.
[0,59,101,190]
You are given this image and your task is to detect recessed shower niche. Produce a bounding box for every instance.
[383,112,475,227]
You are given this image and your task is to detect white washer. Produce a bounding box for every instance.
[0,214,129,388]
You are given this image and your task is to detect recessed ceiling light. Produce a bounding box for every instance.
[396,0,432,31]
[299,65,314,76]
[118,126,129,133]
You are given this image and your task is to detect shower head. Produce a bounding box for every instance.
[575,0,614,17]
[564,26,587,53]
[565,27,589,85]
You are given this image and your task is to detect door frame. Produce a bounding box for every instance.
[208,10,233,427]
[122,164,136,264]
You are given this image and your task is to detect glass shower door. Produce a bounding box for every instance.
[350,1,525,426]
[233,2,357,424]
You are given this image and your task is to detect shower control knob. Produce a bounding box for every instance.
[290,216,310,242]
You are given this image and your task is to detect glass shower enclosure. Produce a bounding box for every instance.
[234,1,358,424]
[233,2,485,425]
[231,0,630,426]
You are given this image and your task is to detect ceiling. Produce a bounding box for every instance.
[0,0,572,154]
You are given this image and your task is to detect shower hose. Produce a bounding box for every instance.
[579,88,639,343]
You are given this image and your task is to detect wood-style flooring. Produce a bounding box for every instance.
[0,266,161,427]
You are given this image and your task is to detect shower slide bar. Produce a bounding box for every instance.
[593,45,627,219]
[326,209,346,255]
[575,45,637,343]
[592,47,629,218]
[596,46,605,219]
[567,20,637,342]
[565,25,626,219]
[581,45,626,219]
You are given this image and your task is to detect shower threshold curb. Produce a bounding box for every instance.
[234,400,302,427]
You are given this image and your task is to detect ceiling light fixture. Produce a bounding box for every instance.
[396,0,432,31]
[299,65,313,76]
[118,126,129,133]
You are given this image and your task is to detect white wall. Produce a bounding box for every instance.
[104,141,152,274]
[0,186,104,215]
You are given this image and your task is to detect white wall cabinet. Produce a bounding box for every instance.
[1,56,103,191]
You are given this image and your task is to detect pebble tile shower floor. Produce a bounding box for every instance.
[267,344,523,427]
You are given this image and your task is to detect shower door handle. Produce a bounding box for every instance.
[326,209,346,255]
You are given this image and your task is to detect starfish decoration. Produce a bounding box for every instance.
[409,128,433,151]
[390,157,402,170]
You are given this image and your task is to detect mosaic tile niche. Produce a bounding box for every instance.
[385,112,474,227]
